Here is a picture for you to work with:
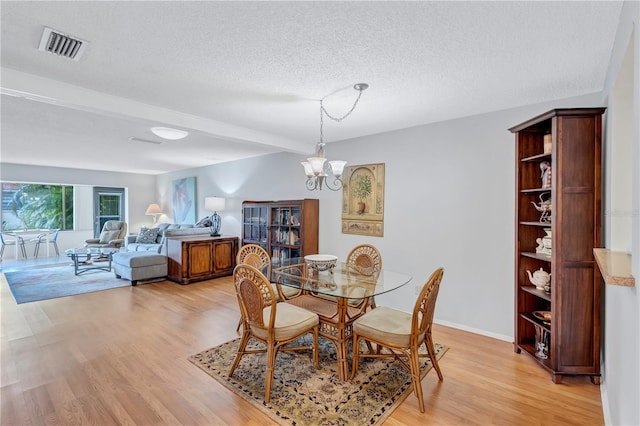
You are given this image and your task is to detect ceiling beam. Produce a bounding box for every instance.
[0,67,309,154]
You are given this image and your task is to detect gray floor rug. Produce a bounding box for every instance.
[4,262,132,303]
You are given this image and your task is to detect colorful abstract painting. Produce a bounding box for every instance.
[172,177,196,223]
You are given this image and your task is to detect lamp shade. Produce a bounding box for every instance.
[329,160,347,177]
[301,161,314,178]
[205,197,226,212]
[307,157,327,175]
[145,203,163,215]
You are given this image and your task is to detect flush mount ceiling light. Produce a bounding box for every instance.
[302,83,368,191]
[150,127,189,140]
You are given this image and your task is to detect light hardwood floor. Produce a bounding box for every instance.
[1,259,604,425]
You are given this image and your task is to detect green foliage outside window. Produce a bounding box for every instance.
[1,183,74,230]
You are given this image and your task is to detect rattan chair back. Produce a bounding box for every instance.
[346,244,382,276]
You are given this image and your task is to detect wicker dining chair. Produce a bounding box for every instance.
[311,244,382,309]
[230,264,320,403]
[235,244,302,331]
[350,267,445,413]
[345,244,382,309]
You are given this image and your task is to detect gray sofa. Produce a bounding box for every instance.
[125,223,211,254]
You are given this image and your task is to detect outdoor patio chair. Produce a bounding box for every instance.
[0,232,27,260]
[34,229,60,257]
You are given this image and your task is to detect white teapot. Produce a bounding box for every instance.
[527,268,551,290]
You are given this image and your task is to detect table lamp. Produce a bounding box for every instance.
[145,203,163,224]
[204,197,226,236]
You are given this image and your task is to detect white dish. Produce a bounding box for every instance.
[304,254,338,272]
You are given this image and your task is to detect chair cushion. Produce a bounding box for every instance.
[314,287,367,306]
[113,252,166,268]
[354,306,423,347]
[135,227,160,244]
[268,283,301,301]
[251,302,318,340]
[126,243,162,253]
[99,230,121,244]
[279,284,301,299]
[104,221,123,231]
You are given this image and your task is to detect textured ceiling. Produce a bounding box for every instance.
[0,1,623,175]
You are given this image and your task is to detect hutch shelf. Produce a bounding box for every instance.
[242,199,319,261]
[510,108,605,384]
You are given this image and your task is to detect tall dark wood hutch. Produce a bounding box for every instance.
[241,199,319,261]
[510,108,605,384]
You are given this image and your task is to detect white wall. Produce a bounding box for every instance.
[0,163,157,252]
[157,91,602,342]
[600,1,640,425]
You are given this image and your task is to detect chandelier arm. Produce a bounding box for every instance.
[306,177,318,191]
[323,176,343,191]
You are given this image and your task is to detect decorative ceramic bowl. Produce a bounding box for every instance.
[533,310,552,324]
[304,254,338,272]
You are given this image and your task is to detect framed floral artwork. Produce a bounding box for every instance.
[341,163,385,236]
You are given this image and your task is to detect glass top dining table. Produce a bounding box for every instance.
[269,257,412,300]
[268,257,412,380]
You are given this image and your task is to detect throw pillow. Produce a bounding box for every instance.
[195,216,212,228]
[99,230,121,244]
[135,227,160,244]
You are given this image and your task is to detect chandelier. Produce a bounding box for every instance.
[301,83,368,191]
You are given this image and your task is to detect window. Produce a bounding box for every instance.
[1,182,74,230]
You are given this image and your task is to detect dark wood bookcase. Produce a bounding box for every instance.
[509,108,605,384]
[241,199,319,262]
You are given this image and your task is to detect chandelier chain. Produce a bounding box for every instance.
[303,83,368,191]
[321,88,364,122]
[319,88,364,145]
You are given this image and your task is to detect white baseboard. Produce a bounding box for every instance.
[433,319,513,343]
[599,374,613,426]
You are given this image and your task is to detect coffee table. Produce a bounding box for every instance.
[65,247,119,275]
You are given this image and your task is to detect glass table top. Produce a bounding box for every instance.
[270,257,412,300]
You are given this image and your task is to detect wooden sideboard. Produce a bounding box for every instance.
[167,235,238,284]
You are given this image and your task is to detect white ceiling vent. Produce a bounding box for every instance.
[129,137,164,145]
[38,27,88,61]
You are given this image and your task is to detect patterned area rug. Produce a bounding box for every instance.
[4,263,132,303]
[188,337,448,425]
